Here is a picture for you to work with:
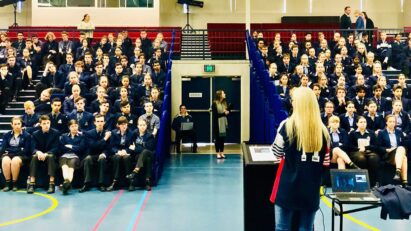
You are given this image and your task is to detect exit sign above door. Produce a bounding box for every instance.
[204,64,215,72]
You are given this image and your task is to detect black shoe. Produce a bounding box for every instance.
[106,181,117,192]
[99,186,106,192]
[12,184,18,192]
[145,179,151,191]
[193,146,198,153]
[126,169,139,180]
[47,183,55,194]
[79,184,90,193]
[128,183,136,192]
[62,180,71,195]
[2,182,11,192]
[349,162,360,169]
[27,184,35,194]
[393,172,401,181]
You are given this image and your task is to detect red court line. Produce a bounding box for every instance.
[92,190,124,231]
[132,191,152,231]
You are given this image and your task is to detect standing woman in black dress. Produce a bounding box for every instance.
[212,90,230,159]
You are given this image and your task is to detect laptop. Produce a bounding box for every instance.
[181,122,194,131]
[330,169,380,202]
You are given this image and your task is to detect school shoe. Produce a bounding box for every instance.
[79,184,90,193]
[47,183,55,194]
[62,180,71,195]
[128,180,136,192]
[12,184,18,192]
[106,180,117,192]
[126,169,140,180]
[145,179,152,191]
[349,162,360,169]
[99,186,107,192]
[2,182,12,192]
[27,184,35,194]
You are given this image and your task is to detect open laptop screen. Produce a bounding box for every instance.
[330,169,370,193]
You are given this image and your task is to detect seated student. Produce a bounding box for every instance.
[106,116,135,191]
[130,62,145,87]
[90,75,114,100]
[321,101,336,126]
[351,85,367,115]
[90,86,109,114]
[89,61,104,87]
[328,116,359,169]
[21,100,39,134]
[34,89,52,115]
[312,83,326,112]
[363,100,385,134]
[58,52,75,78]
[19,48,34,88]
[115,101,137,130]
[48,97,68,134]
[150,87,163,117]
[386,100,410,134]
[339,101,359,133]
[347,74,371,99]
[27,115,60,194]
[377,115,408,187]
[277,54,294,75]
[135,73,155,105]
[290,65,304,87]
[126,118,156,191]
[172,104,198,153]
[73,61,90,93]
[276,73,290,99]
[331,87,349,115]
[64,71,87,97]
[392,84,411,114]
[1,117,32,192]
[59,119,85,195]
[151,60,165,88]
[376,75,392,98]
[113,86,134,114]
[36,62,63,97]
[119,55,132,76]
[396,74,411,99]
[82,52,95,78]
[98,100,115,131]
[68,97,94,131]
[367,84,391,113]
[63,84,82,114]
[139,101,160,138]
[0,63,13,114]
[109,63,124,87]
[7,55,23,102]
[80,114,111,192]
[318,75,331,99]
[348,116,380,187]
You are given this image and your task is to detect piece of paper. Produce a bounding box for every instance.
[249,146,279,162]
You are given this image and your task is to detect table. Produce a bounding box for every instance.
[326,194,382,231]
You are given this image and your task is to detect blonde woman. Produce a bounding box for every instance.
[212,90,230,159]
[328,115,360,169]
[270,87,330,230]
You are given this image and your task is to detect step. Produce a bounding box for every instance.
[7,101,24,108]
[0,115,15,122]
[0,130,8,139]
[17,95,36,101]
[4,108,25,115]
[19,89,36,96]
[0,122,10,130]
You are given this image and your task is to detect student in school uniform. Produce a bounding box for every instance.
[48,97,69,134]
[67,97,94,131]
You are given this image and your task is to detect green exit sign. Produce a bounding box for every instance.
[204,64,215,72]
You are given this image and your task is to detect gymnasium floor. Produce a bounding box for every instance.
[1,147,410,231]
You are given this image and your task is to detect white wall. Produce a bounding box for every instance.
[30,0,160,26]
[171,60,250,143]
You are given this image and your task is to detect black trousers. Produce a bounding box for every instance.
[175,130,198,152]
[11,76,22,98]
[215,136,225,152]
[350,151,380,185]
[29,154,56,177]
[0,86,11,113]
[82,155,106,184]
[111,154,132,180]
[135,149,154,179]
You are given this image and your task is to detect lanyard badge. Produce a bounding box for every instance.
[301,151,320,162]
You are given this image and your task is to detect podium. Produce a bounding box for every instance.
[242,143,279,231]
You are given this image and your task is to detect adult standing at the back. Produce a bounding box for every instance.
[78,14,95,44]
[363,12,375,43]
[340,6,352,38]
[212,90,230,159]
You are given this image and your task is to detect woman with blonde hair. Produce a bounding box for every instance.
[270,87,330,230]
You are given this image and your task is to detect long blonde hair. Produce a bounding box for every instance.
[285,87,330,152]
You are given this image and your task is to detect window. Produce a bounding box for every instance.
[38,0,153,8]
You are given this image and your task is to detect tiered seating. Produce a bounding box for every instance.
[207,23,246,59]
[246,31,287,143]
[7,26,182,55]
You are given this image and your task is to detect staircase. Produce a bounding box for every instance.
[0,77,39,141]
[180,32,211,60]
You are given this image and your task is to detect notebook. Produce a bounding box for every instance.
[330,169,379,202]
[181,122,194,131]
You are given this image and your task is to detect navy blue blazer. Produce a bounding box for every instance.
[131,131,156,154]
[275,85,290,98]
[0,131,32,157]
[59,133,85,158]
[67,110,95,131]
[31,128,60,155]
[48,112,69,134]
[339,113,359,132]
[385,111,411,134]
[21,113,39,134]
[364,112,385,132]
[84,129,111,156]
[329,128,350,151]
[109,129,135,156]
[377,128,405,151]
